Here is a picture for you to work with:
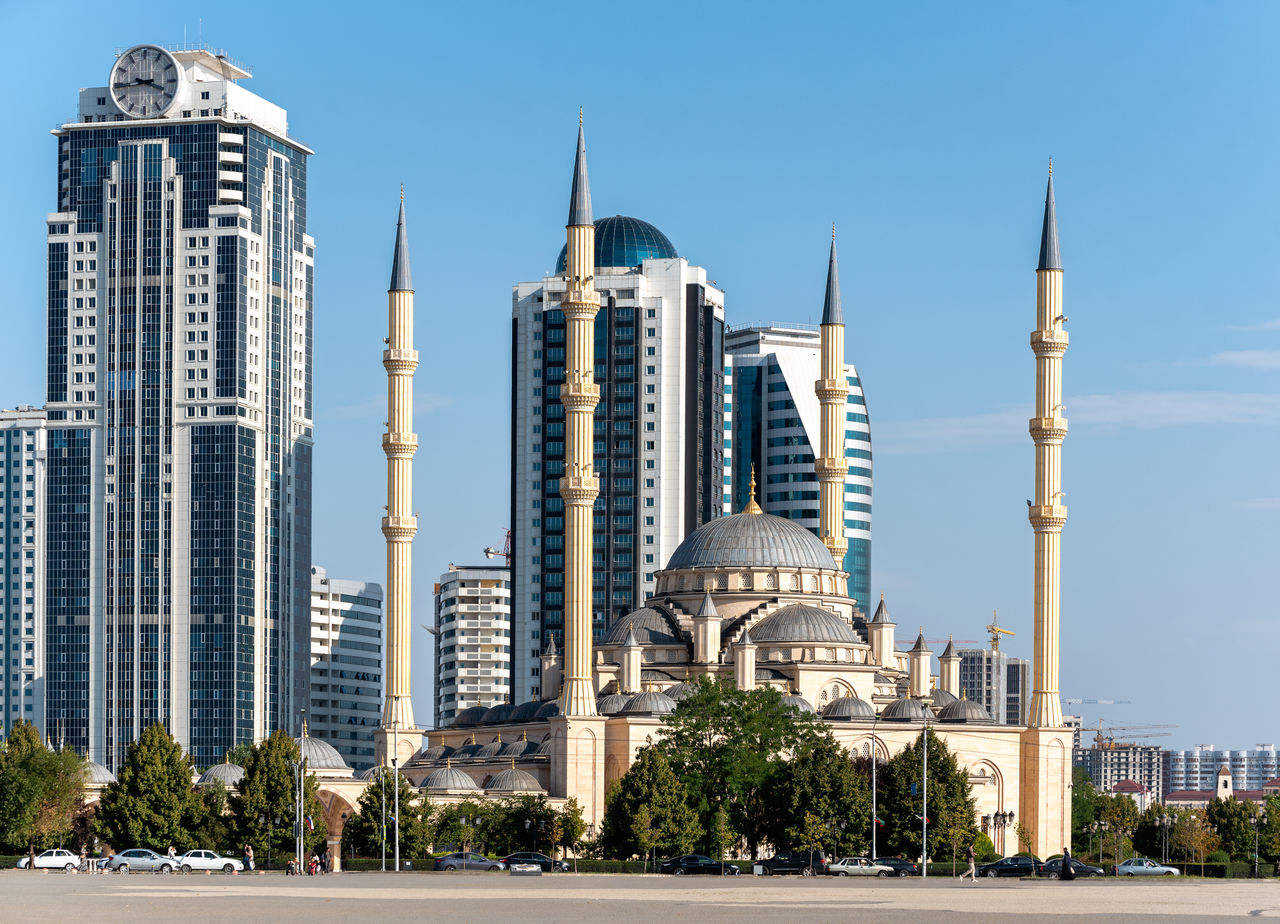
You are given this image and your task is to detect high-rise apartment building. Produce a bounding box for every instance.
[958,648,1028,725]
[45,45,313,767]
[1164,744,1278,796]
[432,564,511,729]
[509,215,725,703]
[723,325,871,618]
[308,567,382,772]
[1005,657,1030,725]
[1075,742,1164,798]
[1,408,46,738]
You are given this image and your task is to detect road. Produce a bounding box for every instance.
[2,870,1278,922]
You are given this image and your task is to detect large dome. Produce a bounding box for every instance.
[295,734,350,772]
[601,606,683,647]
[664,511,838,572]
[749,603,860,645]
[554,216,678,273]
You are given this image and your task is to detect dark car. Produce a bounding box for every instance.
[499,851,570,873]
[977,856,1044,878]
[874,857,920,877]
[759,849,828,876]
[433,852,505,871]
[1043,857,1104,879]
[659,854,741,876]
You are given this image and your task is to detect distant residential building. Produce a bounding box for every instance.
[1004,657,1030,725]
[1,407,46,739]
[1111,779,1152,813]
[1163,744,1278,797]
[1063,714,1083,750]
[434,564,511,729]
[1165,763,1271,808]
[1075,742,1164,799]
[309,567,383,773]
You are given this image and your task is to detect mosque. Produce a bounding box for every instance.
[223,121,1073,868]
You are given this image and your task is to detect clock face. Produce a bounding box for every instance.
[110,45,182,118]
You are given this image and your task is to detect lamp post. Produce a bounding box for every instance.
[1159,812,1173,865]
[870,713,881,861]
[379,766,386,872]
[991,810,1013,858]
[1087,821,1097,863]
[1099,820,1109,871]
[1251,810,1268,879]
[921,722,929,879]
[393,719,400,873]
[582,822,595,874]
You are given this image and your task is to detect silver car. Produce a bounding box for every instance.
[1114,857,1180,877]
[177,850,243,874]
[105,848,176,873]
[829,856,895,877]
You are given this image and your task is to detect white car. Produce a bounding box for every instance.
[829,856,895,877]
[177,850,244,873]
[16,849,80,871]
[1114,857,1180,877]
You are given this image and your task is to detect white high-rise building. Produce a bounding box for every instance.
[509,216,725,704]
[433,564,511,728]
[723,325,871,620]
[1,407,46,739]
[1164,744,1278,796]
[308,567,383,772]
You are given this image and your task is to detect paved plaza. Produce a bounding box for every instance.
[2,871,1278,923]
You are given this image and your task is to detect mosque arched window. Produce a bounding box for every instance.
[862,742,870,758]
[820,689,829,703]
[765,573,778,591]
[716,573,728,591]
[807,574,818,592]
[789,574,801,591]
[740,572,753,590]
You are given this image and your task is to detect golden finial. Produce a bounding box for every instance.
[496,732,502,744]
[511,758,517,771]
[881,592,885,601]
[446,757,452,769]
[301,718,308,737]
[1048,157,1053,178]
[579,106,583,126]
[743,464,763,515]
[469,733,476,745]
[400,184,404,202]
[520,731,527,742]
[832,222,836,241]
[961,688,968,701]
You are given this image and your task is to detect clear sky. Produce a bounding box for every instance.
[1,1,1275,752]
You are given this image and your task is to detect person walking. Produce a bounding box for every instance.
[959,843,977,882]
[243,844,254,872]
[1060,846,1076,881]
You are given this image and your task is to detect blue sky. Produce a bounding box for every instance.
[1,1,1275,750]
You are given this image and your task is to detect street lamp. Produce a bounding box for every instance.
[1099,820,1110,871]
[870,713,882,861]
[992,810,1013,857]
[1251,810,1268,879]
[1087,821,1098,863]
[1159,812,1173,865]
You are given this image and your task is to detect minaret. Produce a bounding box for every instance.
[558,113,601,717]
[938,636,960,697]
[1027,162,1067,728]
[907,628,931,698]
[816,227,849,564]
[376,190,423,764]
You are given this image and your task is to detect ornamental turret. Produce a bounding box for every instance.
[815,228,849,564]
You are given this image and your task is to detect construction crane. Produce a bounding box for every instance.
[483,529,512,566]
[1092,721,1178,749]
[1065,698,1133,705]
[925,639,980,646]
[987,610,1014,652]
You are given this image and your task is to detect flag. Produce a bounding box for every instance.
[874,816,885,827]
[305,815,315,831]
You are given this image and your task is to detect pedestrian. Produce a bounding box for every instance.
[320,848,330,874]
[959,842,977,882]
[167,845,177,864]
[243,844,254,872]
[79,846,88,874]
[1060,846,1076,881]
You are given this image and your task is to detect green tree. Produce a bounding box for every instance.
[340,768,432,860]
[706,807,733,861]
[556,796,587,860]
[1096,794,1140,862]
[600,745,699,860]
[879,728,977,862]
[190,782,236,855]
[764,728,870,857]
[1170,811,1218,868]
[433,799,500,854]
[660,675,819,858]
[230,730,328,862]
[1260,794,1280,864]
[0,741,86,864]
[95,723,208,854]
[973,831,997,863]
[940,804,975,875]
[1206,797,1256,862]
[1070,766,1102,848]
[1,718,46,768]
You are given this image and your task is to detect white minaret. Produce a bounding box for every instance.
[1027,163,1067,728]
[815,228,849,564]
[559,115,600,717]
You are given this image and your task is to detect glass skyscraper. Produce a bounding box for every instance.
[44,45,313,768]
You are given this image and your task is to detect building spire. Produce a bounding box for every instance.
[822,227,842,325]
[390,194,413,291]
[1037,162,1061,271]
[742,464,763,514]
[568,114,593,227]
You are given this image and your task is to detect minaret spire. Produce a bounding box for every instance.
[559,115,601,717]
[1037,160,1061,271]
[390,195,413,292]
[815,230,849,565]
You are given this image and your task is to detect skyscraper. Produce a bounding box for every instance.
[1,407,46,738]
[509,128,725,704]
[723,325,872,618]
[432,563,511,729]
[45,44,314,767]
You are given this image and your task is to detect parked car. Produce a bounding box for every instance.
[176,850,243,874]
[874,857,920,877]
[104,848,175,873]
[976,855,1044,878]
[434,852,505,871]
[1043,857,1104,879]
[659,854,741,876]
[499,851,570,873]
[16,849,79,871]
[828,857,895,877]
[1114,858,1179,877]
[759,849,829,876]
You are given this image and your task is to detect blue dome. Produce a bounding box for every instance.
[554,216,677,273]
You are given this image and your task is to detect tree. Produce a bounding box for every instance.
[940,804,975,875]
[600,745,699,860]
[0,741,86,864]
[95,723,208,854]
[556,796,587,860]
[879,728,977,862]
[1206,797,1256,862]
[340,768,431,860]
[1070,766,1102,848]
[1170,811,1218,869]
[706,807,733,861]
[190,782,236,855]
[230,730,328,861]
[1,718,45,768]
[1260,795,1280,864]
[764,728,870,857]
[433,799,500,854]
[1096,794,1140,862]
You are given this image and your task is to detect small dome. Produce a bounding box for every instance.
[535,736,554,756]
[930,689,958,708]
[499,737,540,758]
[602,607,683,647]
[880,697,935,722]
[509,701,543,722]
[452,706,488,728]
[535,701,561,720]
[936,697,994,724]
[452,741,482,760]
[356,766,408,782]
[475,738,505,760]
[424,765,481,792]
[481,703,517,725]
[781,693,816,715]
[664,680,700,702]
[621,690,677,716]
[295,734,350,772]
[596,692,633,715]
[486,766,545,794]
[821,695,875,720]
[419,743,455,762]
[554,215,678,274]
[749,604,860,645]
[197,761,245,788]
[86,760,117,786]
[664,511,838,572]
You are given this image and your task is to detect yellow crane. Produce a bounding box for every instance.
[987,610,1014,653]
